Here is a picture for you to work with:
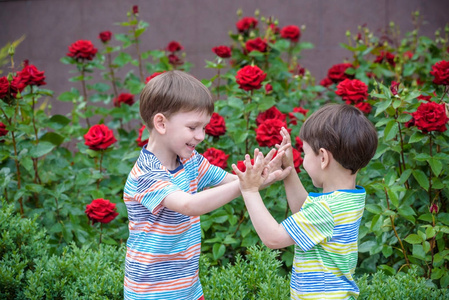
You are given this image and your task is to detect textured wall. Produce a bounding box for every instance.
[1,0,448,114]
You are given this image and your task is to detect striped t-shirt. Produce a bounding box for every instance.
[281,187,366,300]
[123,148,227,300]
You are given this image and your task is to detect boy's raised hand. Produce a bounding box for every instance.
[275,127,294,169]
[232,150,267,193]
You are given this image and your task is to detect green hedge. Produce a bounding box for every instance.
[1,202,448,299]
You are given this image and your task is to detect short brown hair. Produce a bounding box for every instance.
[139,70,214,129]
[299,104,378,174]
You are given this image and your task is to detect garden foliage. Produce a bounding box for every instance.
[1,5,449,294]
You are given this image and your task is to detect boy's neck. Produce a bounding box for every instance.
[321,165,357,193]
[146,138,180,170]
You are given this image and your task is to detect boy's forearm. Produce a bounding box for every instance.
[241,190,294,249]
[163,179,241,216]
[283,171,307,214]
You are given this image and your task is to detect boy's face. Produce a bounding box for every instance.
[302,141,323,188]
[164,110,211,159]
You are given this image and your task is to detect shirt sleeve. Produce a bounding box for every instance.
[196,153,227,191]
[135,170,180,215]
[281,200,335,252]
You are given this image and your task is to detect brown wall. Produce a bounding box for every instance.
[1,0,448,115]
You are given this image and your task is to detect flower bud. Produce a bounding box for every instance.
[429,203,438,214]
[237,8,242,17]
[346,30,351,37]
[8,46,15,57]
[435,30,440,37]
[445,24,449,34]
[254,9,260,17]
[389,21,395,28]
[7,73,13,82]
[301,25,306,31]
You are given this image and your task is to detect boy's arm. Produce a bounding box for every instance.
[277,127,308,214]
[162,180,241,216]
[232,152,295,249]
[162,152,288,216]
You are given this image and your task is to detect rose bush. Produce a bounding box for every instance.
[1,6,448,290]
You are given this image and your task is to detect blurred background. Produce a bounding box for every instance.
[1,0,448,114]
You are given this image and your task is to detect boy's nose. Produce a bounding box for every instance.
[195,129,205,141]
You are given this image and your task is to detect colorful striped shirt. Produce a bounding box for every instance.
[281,187,366,300]
[123,148,227,300]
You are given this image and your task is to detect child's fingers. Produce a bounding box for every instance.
[264,148,276,163]
[231,164,243,177]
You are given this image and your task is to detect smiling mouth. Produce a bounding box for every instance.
[186,143,196,149]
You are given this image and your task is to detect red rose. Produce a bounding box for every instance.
[374,51,395,66]
[203,148,229,170]
[255,119,291,147]
[417,94,432,102]
[403,51,414,59]
[84,124,117,150]
[235,65,266,91]
[256,106,286,126]
[236,17,258,32]
[212,45,232,58]
[166,41,183,53]
[269,23,280,34]
[355,102,372,114]
[0,122,8,137]
[411,101,448,133]
[168,54,182,66]
[290,64,305,76]
[245,37,268,53]
[0,75,26,101]
[292,148,303,173]
[85,198,118,224]
[327,63,353,83]
[132,5,139,15]
[288,107,309,125]
[18,60,46,86]
[430,60,449,86]
[335,79,368,104]
[295,136,303,151]
[145,72,164,83]
[136,125,148,147]
[113,93,135,107]
[205,112,226,137]
[233,158,254,174]
[67,40,98,61]
[99,31,112,43]
[390,81,400,95]
[280,25,301,42]
[265,83,272,94]
[320,77,333,87]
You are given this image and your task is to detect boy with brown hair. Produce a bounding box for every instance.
[233,104,378,299]
[123,70,287,300]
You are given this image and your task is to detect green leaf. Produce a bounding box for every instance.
[377,264,395,275]
[404,234,422,244]
[212,243,226,260]
[47,115,71,130]
[359,240,377,253]
[441,274,449,288]
[374,99,392,117]
[383,120,398,141]
[412,244,426,260]
[29,141,56,158]
[101,235,118,245]
[114,52,133,67]
[428,158,443,176]
[412,169,430,190]
[408,131,426,143]
[426,226,436,239]
[365,204,383,214]
[40,132,65,146]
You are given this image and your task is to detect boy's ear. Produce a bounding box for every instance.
[153,113,167,134]
[319,148,330,170]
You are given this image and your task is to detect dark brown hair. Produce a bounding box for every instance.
[139,70,214,129]
[299,104,378,174]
